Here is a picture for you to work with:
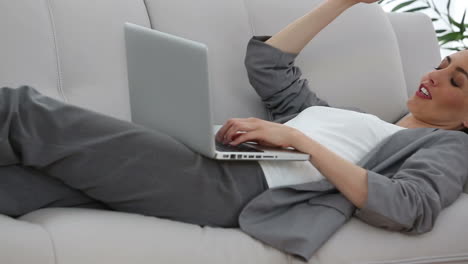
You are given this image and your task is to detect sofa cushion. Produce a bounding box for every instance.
[20,208,290,264]
[145,0,409,124]
[20,194,468,264]
[0,214,55,264]
[314,193,468,263]
[387,12,442,99]
[0,0,61,99]
[44,0,151,121]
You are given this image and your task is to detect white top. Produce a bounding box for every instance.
[258,106,407,188]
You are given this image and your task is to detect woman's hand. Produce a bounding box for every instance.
[216,117,302,148]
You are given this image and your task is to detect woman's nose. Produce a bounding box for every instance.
[426,71,439,86]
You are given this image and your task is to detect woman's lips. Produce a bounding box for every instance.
[416,84,432,99]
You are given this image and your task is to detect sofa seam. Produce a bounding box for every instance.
[22,219,58,264]
[241,0,256,36]
[45,0,68,103]
[142,0,154,28]
[383,10,410,102]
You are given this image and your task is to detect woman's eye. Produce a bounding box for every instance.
[433,66,461,87]
[451,78,459,87]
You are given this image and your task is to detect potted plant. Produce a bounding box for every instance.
[378,0,467,52]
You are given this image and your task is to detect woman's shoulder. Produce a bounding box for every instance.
[403,127,468,151]
[432,128,468,140]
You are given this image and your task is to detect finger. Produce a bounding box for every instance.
[216,119,236,142]
[230,131,260,146]
[231,131,246,142]
[225,119,256,143]
[225,122,243,143]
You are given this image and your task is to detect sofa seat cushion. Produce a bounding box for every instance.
[19,208,289,264]
[19,194,468,264]
[0,214,55,264]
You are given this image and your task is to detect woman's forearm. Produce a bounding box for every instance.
[291,131,368,208]
[265,0,357,54]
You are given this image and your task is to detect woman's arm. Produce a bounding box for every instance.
[264,0,357,54]
[291,134,368,208]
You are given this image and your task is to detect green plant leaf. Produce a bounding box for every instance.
[460,10,466,34]
[382,0,467,51]
[438,32,464,46]
[448,14,462,30]
[444,47,464,51]
[430,0,441,16]
[392,0,418,12]
[404,6,429,12]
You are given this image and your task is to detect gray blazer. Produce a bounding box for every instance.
[238,36,468,261]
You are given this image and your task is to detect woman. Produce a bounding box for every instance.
[0,0,466,242]
[218,0,468,212]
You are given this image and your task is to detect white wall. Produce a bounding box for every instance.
[381,0,468,57]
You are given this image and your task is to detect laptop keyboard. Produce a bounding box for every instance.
[215,141,263,153]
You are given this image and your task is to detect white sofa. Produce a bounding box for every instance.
[1,0,468,263]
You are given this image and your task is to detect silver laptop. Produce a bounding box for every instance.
[124,22,310,161]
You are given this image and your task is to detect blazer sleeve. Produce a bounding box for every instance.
[244,36,330,121]
[354,131,468,234]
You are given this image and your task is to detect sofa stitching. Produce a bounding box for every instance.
[45,0,68,103]
[382,9,408,100]
[21,219,58,264]
[142,0,154,28]
[241,0,256,36]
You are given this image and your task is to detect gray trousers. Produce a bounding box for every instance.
[0,86,268,227]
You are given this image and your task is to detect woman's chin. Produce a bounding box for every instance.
[406,97,416,111]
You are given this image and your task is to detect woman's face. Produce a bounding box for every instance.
[407,50,468,130]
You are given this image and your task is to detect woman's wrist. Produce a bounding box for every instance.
[289,129,319,155]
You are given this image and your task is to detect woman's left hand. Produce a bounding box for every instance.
[215,117,303,148]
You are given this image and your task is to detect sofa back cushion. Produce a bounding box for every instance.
[1,0,439,125]
[145,0,409,123]
[0,0,150,121]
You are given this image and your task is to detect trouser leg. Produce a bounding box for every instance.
[0,165,109,217]
[0,86,267,227]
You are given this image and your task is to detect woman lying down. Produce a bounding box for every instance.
[1,0,467,260]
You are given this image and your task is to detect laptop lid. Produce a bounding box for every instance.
[124,22,216,158]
